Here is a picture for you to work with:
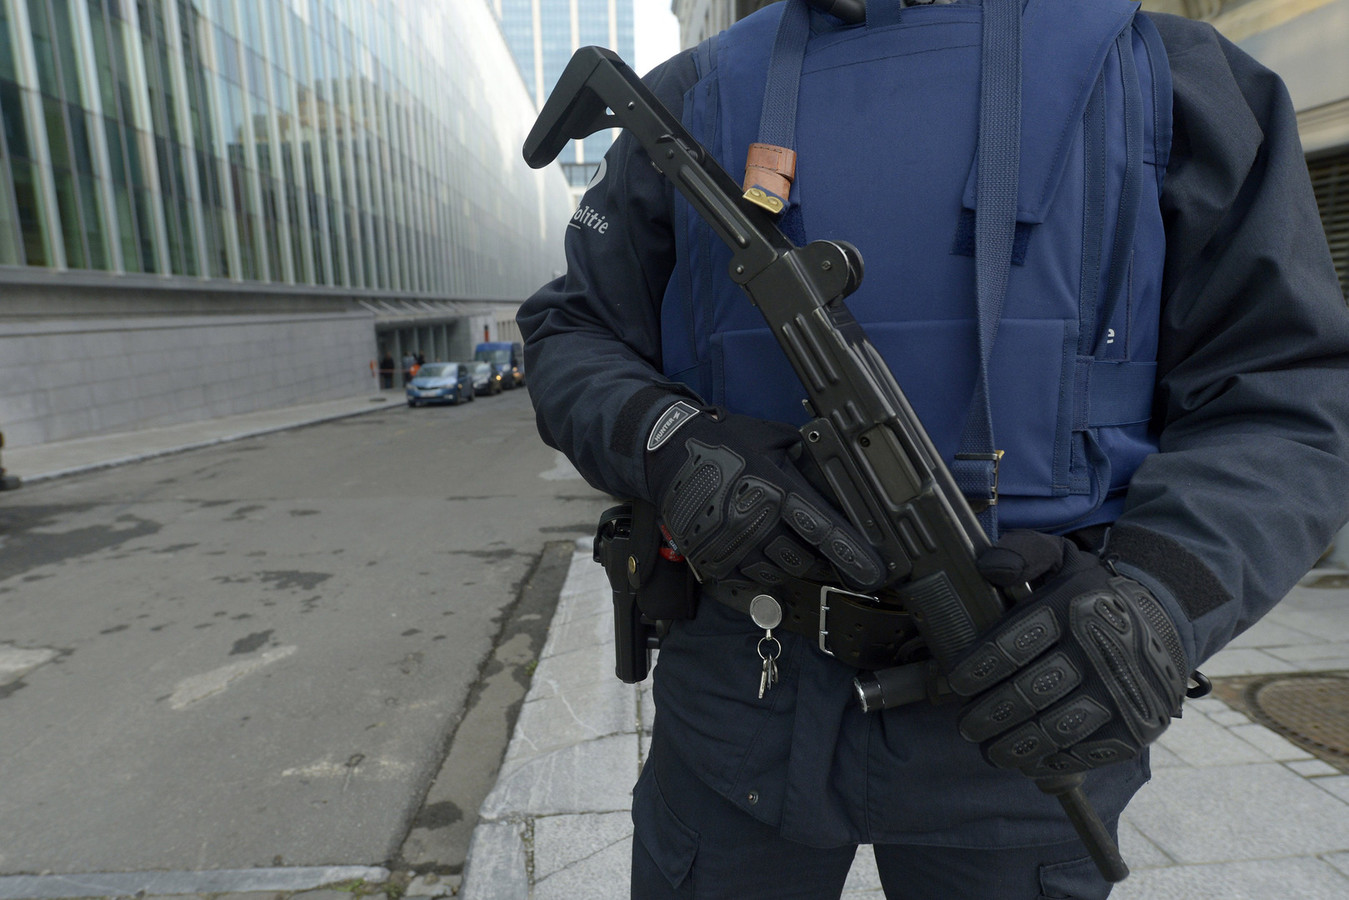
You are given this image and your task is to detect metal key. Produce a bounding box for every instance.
[751,594,783,699]
[758,651,778,699]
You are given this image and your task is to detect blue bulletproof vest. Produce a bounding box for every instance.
[659,0,1172,533]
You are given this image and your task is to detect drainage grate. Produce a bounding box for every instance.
[1244,672,1349,762]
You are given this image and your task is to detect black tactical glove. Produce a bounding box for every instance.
[644,402,884,592]
[948,530,1188,778]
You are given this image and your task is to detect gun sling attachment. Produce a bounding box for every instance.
[525,46,1131,882]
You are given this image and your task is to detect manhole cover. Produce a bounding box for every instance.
[1245,672,1349,760]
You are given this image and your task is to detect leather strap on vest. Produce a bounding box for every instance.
[752,0,813,243]
[743,143,798,213]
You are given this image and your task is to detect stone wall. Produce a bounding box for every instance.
[0,283,377,448]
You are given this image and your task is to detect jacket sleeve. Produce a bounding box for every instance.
[1107,15,1349,667]
[516,52,702,500]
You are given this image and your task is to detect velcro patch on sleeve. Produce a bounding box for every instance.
[647,401,702,451]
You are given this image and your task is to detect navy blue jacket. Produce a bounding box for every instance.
[518,10,1349,848]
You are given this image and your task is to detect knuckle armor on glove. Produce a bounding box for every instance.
[645,405,883,591]
[949,534,1188,778]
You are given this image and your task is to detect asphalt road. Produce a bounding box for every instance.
[0,389,608,881]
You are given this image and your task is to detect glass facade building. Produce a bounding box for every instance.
[0,0,574,449]
[0,0,572,296]
[497,0,635,189]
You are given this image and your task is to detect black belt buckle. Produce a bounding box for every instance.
[818,584,879,657]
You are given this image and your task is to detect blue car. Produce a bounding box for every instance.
[406,362,474,407]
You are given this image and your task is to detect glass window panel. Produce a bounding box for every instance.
[104,115,127,182]
[134,187,158,271]
[171,147,195,275]
[108,17,137,123]
[343,204,357,285]
[78,172,108,269]
[0,79,31,159]
[114,183,141,271]
[27,1,60,97]
[246,51,265,99]
[0,154,23,264]
[54,169,88,268]
[266,178,283,278]
[43,97,71,169]
[216,27,239,85]
[230,158,256,279]
[50,1,84,101]
[242,1,261,46]
[67,105,95,175]
[143,44,169,135]
[195,147,222,277]
[125,127,149,188]
[88,1,120,114]
[0,4,16,82]
[155,134,185,273]
[10,157,48,265]
[287,182,304,280]
[208,205,228,276]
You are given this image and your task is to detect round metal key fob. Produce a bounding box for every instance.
[750,594,783,631]
[750,595,783,699]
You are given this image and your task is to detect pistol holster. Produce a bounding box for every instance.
[594,498,698,683]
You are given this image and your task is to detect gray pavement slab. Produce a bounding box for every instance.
[480,732,643,820]
[461,822,531,899]
[1121,763,1349,862]
[1109,857,1349,900]
[530,812,633,900]
[2,394,395,483]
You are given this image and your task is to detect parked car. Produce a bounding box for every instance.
[406,362,474,406]
[467,360,503,396]
[474,341,525,389]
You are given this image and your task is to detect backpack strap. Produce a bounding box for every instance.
[951,0,1022,540]
[744,0,811,219]
[745,0,817,244]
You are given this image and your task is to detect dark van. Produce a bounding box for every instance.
[474,341,525,389]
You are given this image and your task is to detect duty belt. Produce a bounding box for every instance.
[703,576,926,671]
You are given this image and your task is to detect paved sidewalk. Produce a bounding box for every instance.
[2,393,397,483]
[461,542,1349,899]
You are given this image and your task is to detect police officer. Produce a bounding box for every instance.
[518,0,1349,897]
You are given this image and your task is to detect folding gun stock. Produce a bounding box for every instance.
[523,47,619,169]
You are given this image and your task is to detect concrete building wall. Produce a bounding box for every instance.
[0,286,376,447]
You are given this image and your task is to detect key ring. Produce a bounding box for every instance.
[757,635,781,661]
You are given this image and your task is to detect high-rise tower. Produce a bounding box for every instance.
[496,0,637,195]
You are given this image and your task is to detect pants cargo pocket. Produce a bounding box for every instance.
[632,759,700,896]
[1038,854,1112,900]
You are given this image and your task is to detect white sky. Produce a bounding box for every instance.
[633,0,682,74]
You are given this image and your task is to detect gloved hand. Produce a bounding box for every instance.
[948,530,1188,778]
[644,403,884,592]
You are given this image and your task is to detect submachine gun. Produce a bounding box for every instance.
[523,46,1131,883]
